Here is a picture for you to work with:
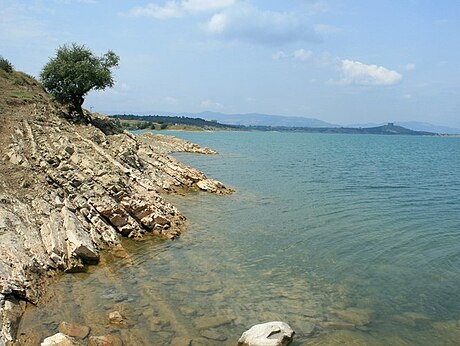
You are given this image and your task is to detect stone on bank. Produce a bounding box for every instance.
[238,321,295,346]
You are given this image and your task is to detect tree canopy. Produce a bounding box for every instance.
[40,43,119,116]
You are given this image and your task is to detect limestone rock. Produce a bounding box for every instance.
[196,179,233,194]
[319,321,356,330]
[0,94,232,344]
[170,336,192,346]
[238,321,295,346]
[330,308,371,326]
[108,311,124,324]
[0,296,26,345]
[200,329,228,341]
[307,330,384,346]
[58,321,90,339]
[138,133,218,155]
[88,334,123,346]
[41,332,83,346]
[62,207,100,264]
[194,315,235,330]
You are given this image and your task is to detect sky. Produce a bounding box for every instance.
[1,0,459,127]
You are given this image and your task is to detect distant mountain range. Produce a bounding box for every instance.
[133,111,460,134]
[153,111,339,128]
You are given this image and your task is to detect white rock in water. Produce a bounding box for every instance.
[238,321,295,346]
[41,332,81,346]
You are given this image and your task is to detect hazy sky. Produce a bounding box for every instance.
[1,0,459,127]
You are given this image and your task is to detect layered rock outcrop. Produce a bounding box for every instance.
[0,98,232,343]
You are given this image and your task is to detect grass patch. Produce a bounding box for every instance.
[0,69,48,110]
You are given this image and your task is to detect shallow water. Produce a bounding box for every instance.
[18,132,460,345]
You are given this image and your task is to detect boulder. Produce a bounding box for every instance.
[41,332,83,346]
[238,321,295,346]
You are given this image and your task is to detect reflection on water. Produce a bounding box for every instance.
[18,132,460,345]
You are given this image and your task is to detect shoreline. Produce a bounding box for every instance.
[0,105,232,344]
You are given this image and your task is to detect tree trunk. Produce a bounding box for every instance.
[70,95,85,118]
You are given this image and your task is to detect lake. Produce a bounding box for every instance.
[18,131,460,345]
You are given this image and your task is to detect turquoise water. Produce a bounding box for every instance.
[18,132,460,345]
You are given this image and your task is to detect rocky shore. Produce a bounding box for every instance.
[0,77,232,344]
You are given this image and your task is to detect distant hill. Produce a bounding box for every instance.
[248,123,435,136]
[358,123,435,135]
[110,114,242,131]
[349,121,460,135]
[150,111,339,128]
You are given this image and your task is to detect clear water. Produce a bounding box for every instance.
[18,132,460,345]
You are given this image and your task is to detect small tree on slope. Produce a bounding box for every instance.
[40,43,119,117]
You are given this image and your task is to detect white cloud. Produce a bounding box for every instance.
[201,99,223,109]
[314,23,342,34]
[272,49,312,61]
[182,0,235,12]
[272,50,288,60]
[293,49,313,61]
[273,51,402,87]
[207,13,226,33]
[54,0,97,4]
[205,3,320,45]
[340,60,402,86]
[128,2,181,19]
[402,63,416,71]
[128,0,235,19]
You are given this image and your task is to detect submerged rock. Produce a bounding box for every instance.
[200,328,228,341]
[88,334,123,346]
[170,336,192,346]
[319,321,356,330]
[194,315,235,330]
[58,321,90,339]
[330,307,372,326]
[238,321,295,346]
[305,330,384,346]
[108,311,124,325]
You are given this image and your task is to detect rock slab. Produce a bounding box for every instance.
[238,321,295,346]
[58,321,90,339]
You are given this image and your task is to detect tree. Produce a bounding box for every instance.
[40,43,119,117]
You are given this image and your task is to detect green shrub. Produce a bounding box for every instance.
[0,56,14,72]
[40,43,119,116]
